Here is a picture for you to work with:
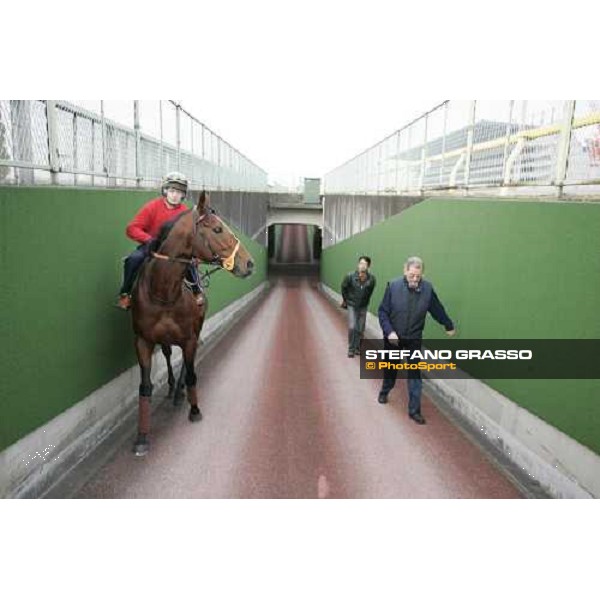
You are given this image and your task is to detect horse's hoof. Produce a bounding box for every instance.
[133,442,149,457]
[189,406,202,422]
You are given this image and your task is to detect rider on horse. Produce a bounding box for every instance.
[116,172,204,310]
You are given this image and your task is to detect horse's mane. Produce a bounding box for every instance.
[149,209,192,253]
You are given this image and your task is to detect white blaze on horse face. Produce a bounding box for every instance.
[209,218,248,275]
[212,220,240,271]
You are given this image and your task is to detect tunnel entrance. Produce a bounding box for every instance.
[267,223,321,278]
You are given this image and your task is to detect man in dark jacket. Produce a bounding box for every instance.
[341,256,377,358]
[377,256,456,424]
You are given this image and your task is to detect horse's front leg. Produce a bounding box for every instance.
[182,339,202,422]
[134,336,155,456]
[161,344,175,397]
[173,361,186,406]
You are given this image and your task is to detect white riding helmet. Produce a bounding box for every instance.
[162,172,188,197]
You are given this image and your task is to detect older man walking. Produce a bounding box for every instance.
[377,256,456,424]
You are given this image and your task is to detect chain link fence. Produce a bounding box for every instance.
[0,100,270,242]
[324,100,600,195]
[0,100,268,192]
[323,100,600,246]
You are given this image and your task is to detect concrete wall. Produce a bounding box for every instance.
[323,193,423,247]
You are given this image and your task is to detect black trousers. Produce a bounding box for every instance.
[380,337,424,416]
[120,242,201,295]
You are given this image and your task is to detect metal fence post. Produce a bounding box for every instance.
[239,173,243,226]
[100,101,108,179]
[376,144,382,195]
[159,101,164,177]
[360,153,365,194]
[201,123,205,189]
[504,138,525,185]
[10,101,34,185]
[419,112,429,193]
[217,136,221,191]
[406,125,412,192]
[502,100,515,187]
[464,101,477,189]
[45,100,60,185]
[394,130,401,194]
[555,100,576,195]
[175,103,181,171]
[225,143,230,191]
[440,102,448,186]
[72,110,78,186]
[91,113,96,187]
[134,101,141,187]
[190,117,194,186]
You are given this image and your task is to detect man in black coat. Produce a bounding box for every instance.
[377,256,456,424]
[341,256,377,358]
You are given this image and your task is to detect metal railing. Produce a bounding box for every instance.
[0,100,268,192]
[324,100,600,196]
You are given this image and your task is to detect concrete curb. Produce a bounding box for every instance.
[319,282,599,499]
[1,282,269,499]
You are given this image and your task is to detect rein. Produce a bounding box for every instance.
[151,253,200,266]
[147,206,241,304]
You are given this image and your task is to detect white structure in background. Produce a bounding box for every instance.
[324,100,600,197]
[0,100,268,192]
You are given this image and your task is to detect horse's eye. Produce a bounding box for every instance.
[213,227,223,234]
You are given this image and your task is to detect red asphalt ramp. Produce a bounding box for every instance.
[75,269,521,499]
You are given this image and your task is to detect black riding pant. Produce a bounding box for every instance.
[120,242,201,295]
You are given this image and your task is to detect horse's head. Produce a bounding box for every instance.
[192,191,254,278]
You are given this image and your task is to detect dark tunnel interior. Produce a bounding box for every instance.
[267,223,322,278]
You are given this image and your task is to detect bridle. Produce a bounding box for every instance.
[151,206,241,279]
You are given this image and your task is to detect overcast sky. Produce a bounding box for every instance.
[14,1,594,190]
[76,95,439,189]
[180,94,439,188]
[169,3,444,188]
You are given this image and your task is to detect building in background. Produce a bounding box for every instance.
[303,177,321,203]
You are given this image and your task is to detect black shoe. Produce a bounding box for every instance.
[378,392,389,404]
[409,413,426,425]
[348,350,355,358]
[354,348,360,356]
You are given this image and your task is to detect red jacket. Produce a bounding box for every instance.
[126,197,188,244]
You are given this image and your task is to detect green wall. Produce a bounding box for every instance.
[321,198,600,455]
[0,187,266,452]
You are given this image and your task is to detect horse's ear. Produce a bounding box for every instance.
[197,190,210,213]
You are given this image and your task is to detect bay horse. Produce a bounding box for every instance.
[130,190,254,456]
